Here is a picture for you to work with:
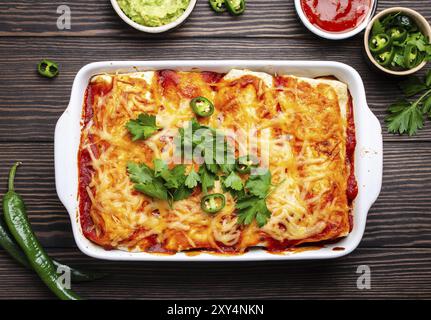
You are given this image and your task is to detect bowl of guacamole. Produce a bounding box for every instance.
[111,0,196,33]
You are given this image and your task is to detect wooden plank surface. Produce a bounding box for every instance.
[0,0,430,38]
[0,247,430,299]
[0,0,430,300]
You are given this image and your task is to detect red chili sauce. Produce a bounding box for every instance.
[300,0,372,33]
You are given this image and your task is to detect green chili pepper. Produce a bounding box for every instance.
[2,162,81,300]
[369,34,392,54]
[375,48,395,67]
[0,216,105,282]
[404,44,422,69]
[387,27,407,44]
[190,96,215,117]
[201,193,226,214]
[225,0,246,15]
[236,155,259,174]
[37,59,59,78]
[209,0,226,13]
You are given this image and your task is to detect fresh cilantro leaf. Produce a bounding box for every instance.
[185,170,200,189]
[127,162,168,200]
[423,95,431,115]
[172,185,193,201]
[399,76,427,97]
[386,100,424,135]
[406,32,428,51]
[371,18,385,36]
[236,196,271,228]
[153,159,187,189]
[176,119,235,175]
[392,51,406,69]
[167,165,186,189]
[134,182,168,201]
[223,171,243,191]
[126,113,159,141]
[153,159,169,179]
[245,168,271,198]
[206,163,219,174]
[127,162,153,184]
[199,165,215,194]
[426,70,431,88]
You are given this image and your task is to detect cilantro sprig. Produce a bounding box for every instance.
[386,69,431,135]
[128,160,195,205]
[127,118,274,228]
[235,169,272,228]
[126,113,160,141]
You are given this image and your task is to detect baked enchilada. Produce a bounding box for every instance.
[78,69,357,254]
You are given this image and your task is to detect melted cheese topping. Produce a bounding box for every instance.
[78,69,355,253]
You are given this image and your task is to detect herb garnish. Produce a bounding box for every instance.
[126,113,160,141]
[127,119,273,227]
[236,169,272,228]
[386,70,431,135]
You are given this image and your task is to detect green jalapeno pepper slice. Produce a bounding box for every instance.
[37,59,59,78]
[236,155,259,174]
[387,27,407,44]
[201,193,226,214]
[225,0,246,15]
[369,34,392,54]
[404,44,422,69]
[190,96,215,117]
[209,0,226,13]
[375,47,395,67]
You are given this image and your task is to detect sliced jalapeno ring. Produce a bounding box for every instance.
[387,27,407,44]
[201,193,226,214]
[375,47,395,67]
[369,34,392,54]
[236,155,259,174]
[225,0,246,15]
[190,96,215,117]
[209,0,226,13]
[404,45,422,69]
[37,59,59,78]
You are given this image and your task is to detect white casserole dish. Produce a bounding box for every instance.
[55,60,383,261]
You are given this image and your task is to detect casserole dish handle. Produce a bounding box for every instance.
[54,108,76,214]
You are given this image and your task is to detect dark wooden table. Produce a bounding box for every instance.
[0,0,430,300]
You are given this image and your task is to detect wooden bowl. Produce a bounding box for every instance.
[364,7,431,76]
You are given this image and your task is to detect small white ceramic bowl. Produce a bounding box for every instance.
[294,0,378,40]
[110,0,197,33]
[364,7,431,76]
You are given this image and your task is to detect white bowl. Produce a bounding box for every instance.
[294,0,378,40]
[110,0,197,33]
[55,60,383,262]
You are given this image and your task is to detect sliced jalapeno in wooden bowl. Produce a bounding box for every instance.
[369,34,392,54]
[190,96,215,117]
[404,44,421,69]
[376,48,395,67]
[387,27,407,45]
[201,193,226,214]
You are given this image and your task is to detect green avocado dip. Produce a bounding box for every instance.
[117,0,191,27]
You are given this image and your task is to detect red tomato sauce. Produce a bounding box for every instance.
[300,0,371,33]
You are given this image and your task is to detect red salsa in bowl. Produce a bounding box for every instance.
[296,0,376,39]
